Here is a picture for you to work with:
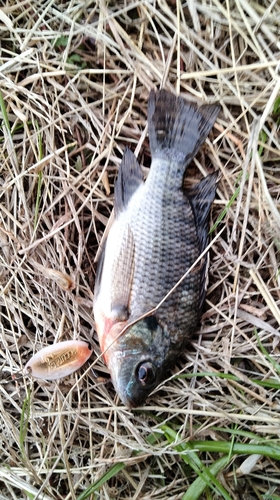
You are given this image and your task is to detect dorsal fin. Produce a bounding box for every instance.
[187,171,219,309]
[187,171,219,252]
[114,148,144,216]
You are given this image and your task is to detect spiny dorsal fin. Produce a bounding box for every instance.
[114,147,144,216]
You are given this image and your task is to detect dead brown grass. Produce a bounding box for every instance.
[0,0,280,498]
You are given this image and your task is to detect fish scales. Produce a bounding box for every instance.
[94,89,220,407]
[127,170,200,332]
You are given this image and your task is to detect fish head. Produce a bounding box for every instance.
[105,315,171,407]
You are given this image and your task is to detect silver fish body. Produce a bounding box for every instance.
[94,89,220,407]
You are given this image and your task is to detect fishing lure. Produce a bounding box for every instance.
[25,340,92,380]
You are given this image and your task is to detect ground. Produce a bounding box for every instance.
[0,1,280,499]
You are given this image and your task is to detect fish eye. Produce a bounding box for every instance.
[136,362,156,386]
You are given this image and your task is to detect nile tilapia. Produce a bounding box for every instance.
[94,89,220,407]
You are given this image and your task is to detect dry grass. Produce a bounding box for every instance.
[0,0,280,498]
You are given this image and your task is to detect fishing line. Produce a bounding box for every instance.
[101,225,225,355]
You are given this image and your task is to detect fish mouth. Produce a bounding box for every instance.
[115,382,144,408]
[122,393,138,409]
[119,386,149,408]
[109,364,138,408]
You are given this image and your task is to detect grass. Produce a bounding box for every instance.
[0,0,280,498]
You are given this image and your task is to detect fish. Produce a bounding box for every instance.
[94,89,220,407]
[25,340,92,380]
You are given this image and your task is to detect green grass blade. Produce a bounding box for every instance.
[254,329,280,376]
[263,495,280,500]
[161,425,232,500]
[178,371,280,389]
[190,441,280,460]
[0,91,11,133]
[77,430,164,499]
[20,389,31,460]
[76,462,125,500]
[161,426,280,499]
[24,492,35,500]
[210,169,251,234]
[182,456,229,500]
[210,184,240,233]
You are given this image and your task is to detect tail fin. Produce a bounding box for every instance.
[148,89,220,166]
